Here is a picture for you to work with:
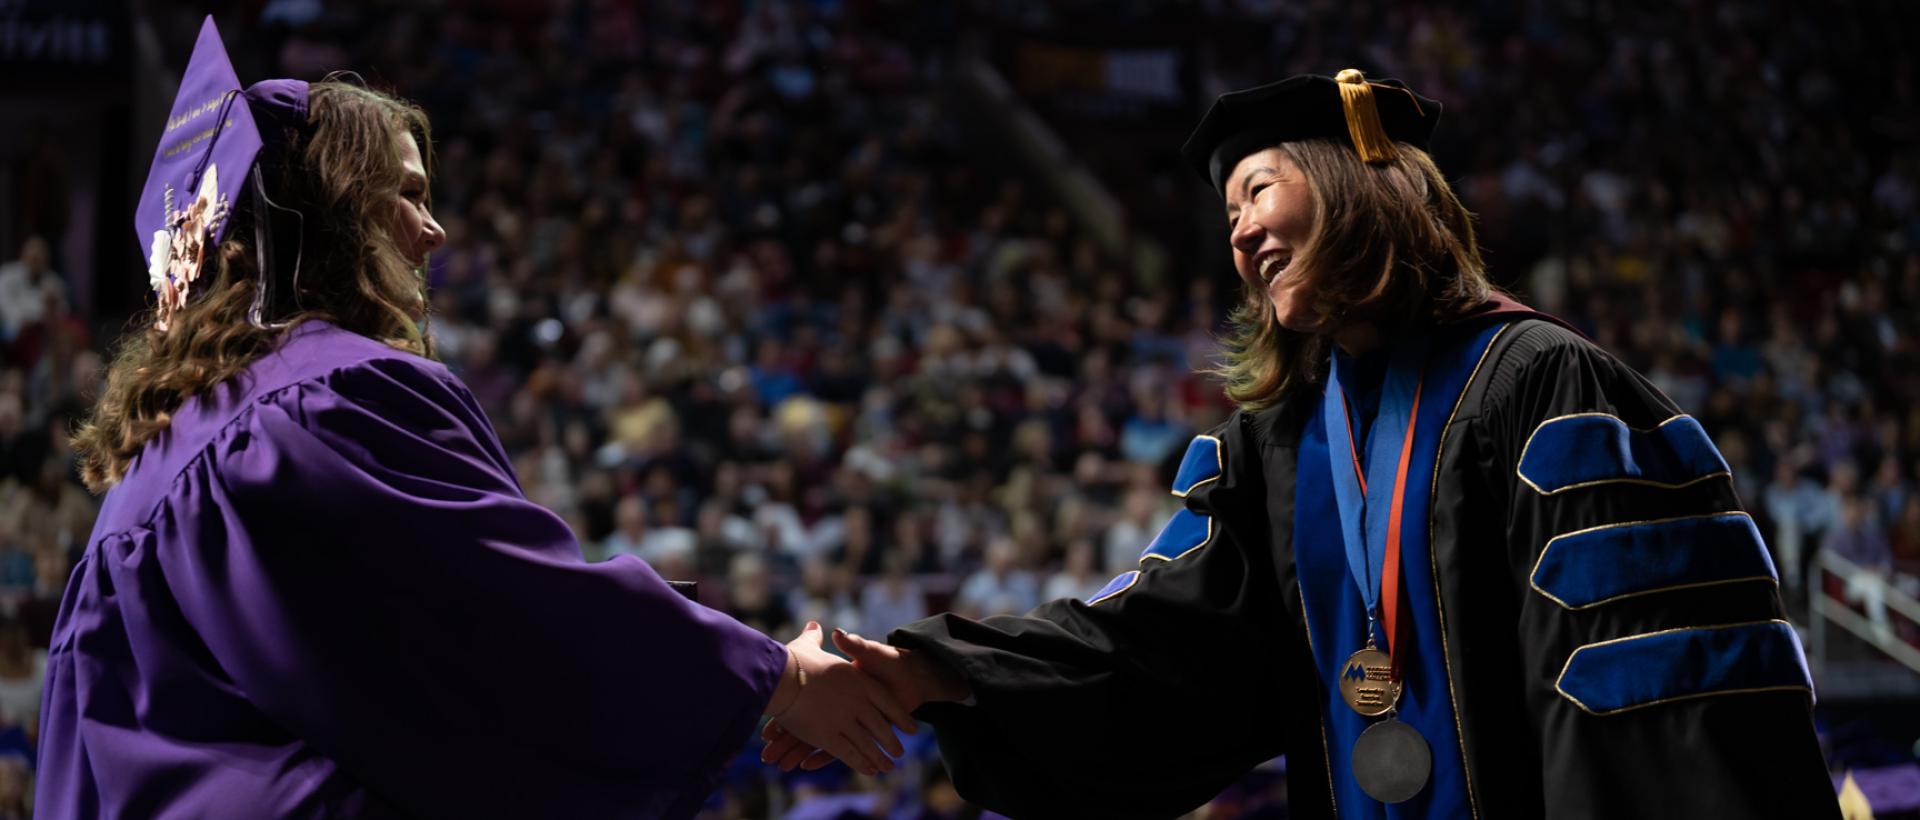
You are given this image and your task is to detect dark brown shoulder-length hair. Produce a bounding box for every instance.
[1208,137,1494,411]
[74,80,437,492]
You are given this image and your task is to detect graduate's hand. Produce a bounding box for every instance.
[831,629,972,713]
[760,720,836,772]
[764,622,915,777]
[760,629,969,772]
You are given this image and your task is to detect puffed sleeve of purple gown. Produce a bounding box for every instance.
[157,353,787,818]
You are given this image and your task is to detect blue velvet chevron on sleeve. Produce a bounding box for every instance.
[1555,620,1812,715]
[1517,413,1729,495]
[1530,512,1778,609]
[1086,571,1140,605]
[1171,435,1223,497]
[1140,509,1214,563]
[1089,435,1227,604]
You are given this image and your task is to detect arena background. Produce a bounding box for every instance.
[4,0,1920,816]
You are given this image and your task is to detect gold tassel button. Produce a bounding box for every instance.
[1336,68,1398,164]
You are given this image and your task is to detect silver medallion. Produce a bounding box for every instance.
[1352,718,1431,804]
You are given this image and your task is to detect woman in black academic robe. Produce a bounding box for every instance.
[769,70,1839,820]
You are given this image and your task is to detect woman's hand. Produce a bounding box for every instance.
[763,622,915,776]
[831,629,972,711]
[761,628,969,772]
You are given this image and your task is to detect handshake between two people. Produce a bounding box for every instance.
[759,622,972,776]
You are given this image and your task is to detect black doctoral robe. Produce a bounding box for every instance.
[892,313,1838,820]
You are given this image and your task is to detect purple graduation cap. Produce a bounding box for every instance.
[135,16,308,330]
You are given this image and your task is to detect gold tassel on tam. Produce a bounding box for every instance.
[1336,68,1398,164]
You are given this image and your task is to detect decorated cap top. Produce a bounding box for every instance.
[134,16,308,329]
[1179,70,1443,197]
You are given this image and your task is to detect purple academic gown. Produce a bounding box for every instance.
[37,321,787,818]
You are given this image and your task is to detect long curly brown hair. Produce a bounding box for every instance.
[1209,138,1494,411]
[74,80,437,492]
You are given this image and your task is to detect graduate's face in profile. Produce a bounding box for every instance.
[1224,148,1317,332]
[388,130,446,268]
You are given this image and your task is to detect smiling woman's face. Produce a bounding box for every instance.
[1223,147,1317,332]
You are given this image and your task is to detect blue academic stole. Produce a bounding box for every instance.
[1294,321,1505,818]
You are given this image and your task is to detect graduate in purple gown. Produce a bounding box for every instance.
[42,18,910,818]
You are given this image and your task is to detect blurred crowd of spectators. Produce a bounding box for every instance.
[0,227,91,817]
[0,0,1912,815]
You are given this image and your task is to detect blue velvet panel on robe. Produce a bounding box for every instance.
[1516,414,1730,495]
[1293,321,1504,819]
[1555,620,1813,715]
[1530,512,1778,609]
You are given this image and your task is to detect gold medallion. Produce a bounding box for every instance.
[1339,647,1401,716]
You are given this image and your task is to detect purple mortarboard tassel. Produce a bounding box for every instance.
[134,16,308,330]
